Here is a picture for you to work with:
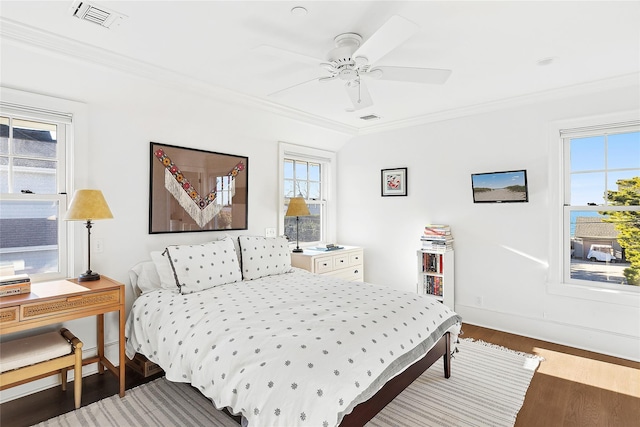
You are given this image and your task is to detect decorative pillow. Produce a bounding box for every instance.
[150,250,179,290]
[129,261,162,294]
[165,237,242,294]
[238,235,292,280]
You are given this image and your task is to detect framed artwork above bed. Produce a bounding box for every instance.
[149,142,248,233]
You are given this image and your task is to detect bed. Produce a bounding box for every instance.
[125,236,461,427]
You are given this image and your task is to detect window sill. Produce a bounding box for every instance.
[546,282,640,307]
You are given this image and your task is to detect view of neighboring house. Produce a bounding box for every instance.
[572,217,623,260]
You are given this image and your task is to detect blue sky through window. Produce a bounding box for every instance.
[570,131,639,206]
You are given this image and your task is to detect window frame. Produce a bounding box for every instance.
[279,142,336,248]
[0,88,86,282]
[547,112,640,306]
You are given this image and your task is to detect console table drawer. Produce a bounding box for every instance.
[0,307,19,325]
[20,290,120,321]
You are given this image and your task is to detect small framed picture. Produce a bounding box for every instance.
[381,167,407,197]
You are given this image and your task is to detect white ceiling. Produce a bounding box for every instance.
[1,1,639,133]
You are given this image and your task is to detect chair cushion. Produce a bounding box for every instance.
[0,331,72,372]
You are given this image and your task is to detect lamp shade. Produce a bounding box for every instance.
[285,197,310,217]
[64,190,114,221]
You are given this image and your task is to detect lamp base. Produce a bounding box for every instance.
[78,271,101,282]
[292,248,303,253]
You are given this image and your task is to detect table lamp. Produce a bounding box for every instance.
[64,189,113,281]
[285,197,310,253]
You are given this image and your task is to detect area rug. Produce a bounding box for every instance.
[34,339,542,427]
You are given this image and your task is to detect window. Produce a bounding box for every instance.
[284,158,323,243]
[562,122,640,288]
[279,142,336,247]
[0,106,71,280]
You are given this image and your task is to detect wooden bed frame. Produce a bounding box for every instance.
[339,331,451,426]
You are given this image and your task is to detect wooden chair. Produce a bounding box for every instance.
[0,328,83,408]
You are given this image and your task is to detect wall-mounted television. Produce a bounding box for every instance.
[471,170,529,203]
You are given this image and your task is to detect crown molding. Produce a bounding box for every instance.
[0,17,358,136]
[357,72,640,135]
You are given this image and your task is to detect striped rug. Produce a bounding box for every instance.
[34,339,542,427]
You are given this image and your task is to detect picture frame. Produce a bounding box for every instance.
[149,142,248,233]
[381,167,408,197]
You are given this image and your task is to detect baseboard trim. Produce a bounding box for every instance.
[456,304,640,362]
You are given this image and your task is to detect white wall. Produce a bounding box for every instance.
[336,77,640,361]
[0,43,352,402]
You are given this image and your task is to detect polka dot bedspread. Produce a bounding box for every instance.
[125,269,461,427]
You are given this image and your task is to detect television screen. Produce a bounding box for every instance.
[471,170,528,203]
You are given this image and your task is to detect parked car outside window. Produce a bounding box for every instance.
[587,244,617,263]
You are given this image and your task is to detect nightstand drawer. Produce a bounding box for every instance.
[20,289,121,321]
[349,252,363,266]
[333,254,350,269]
[324,266,364,282]
[291,246,364,282]
[314,256,334,274]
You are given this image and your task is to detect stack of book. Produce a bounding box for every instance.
[0,273,31,297]
[420,224,454,252]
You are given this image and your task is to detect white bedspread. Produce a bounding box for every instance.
[126,269,461,427]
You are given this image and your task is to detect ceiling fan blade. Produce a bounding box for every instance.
[268,77,319,97]
[344,80,373,110]
[353,15,420,65]
[372,66,452,84]
[253,44,323,67]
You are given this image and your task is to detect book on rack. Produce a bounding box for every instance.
[422,274,443,297]
[420,252,444,273]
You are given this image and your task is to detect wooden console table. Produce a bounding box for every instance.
[0,276,126,397]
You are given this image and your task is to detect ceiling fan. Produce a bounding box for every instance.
[257,15,452,111]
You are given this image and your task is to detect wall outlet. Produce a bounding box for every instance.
[94,238,104,253]
[265,228,276,237]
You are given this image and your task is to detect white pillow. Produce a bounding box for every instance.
[150,250,178,290]
[238,235,292,280]
[129,261,162,294]
[165,237,242,294]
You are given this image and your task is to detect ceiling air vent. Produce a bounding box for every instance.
[69,1,126,28]
[359,114,381,121]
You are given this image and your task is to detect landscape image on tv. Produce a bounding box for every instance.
[471,170,528,203]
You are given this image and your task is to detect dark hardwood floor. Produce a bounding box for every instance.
[1,323,638,427]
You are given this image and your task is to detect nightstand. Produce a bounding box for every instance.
[0,276,126,397]
[291,246,364,282]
